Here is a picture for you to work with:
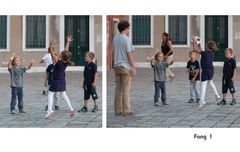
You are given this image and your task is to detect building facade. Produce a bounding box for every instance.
[0,15,102,67]
[107,15,240,68]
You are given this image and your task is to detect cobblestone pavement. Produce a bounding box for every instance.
[107,67,240,128]
[0,71,102,128]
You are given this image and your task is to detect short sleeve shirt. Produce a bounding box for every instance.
[223,57,236,80]
[186,60,200,80]
[112,34,134,70]
[152,61,169,82]
[200,51,214,70]
[84,62,97,85]
[8,66,26,87]
[42,53,53,67]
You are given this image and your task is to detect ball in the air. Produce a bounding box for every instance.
[191,36,201,46]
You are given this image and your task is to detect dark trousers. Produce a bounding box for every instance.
[10,87,23,111]
[154,81,166,103]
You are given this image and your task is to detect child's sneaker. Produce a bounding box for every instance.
[78,106,88,113]
[10,110,16,114]
[217,99,226,105]
[216,95,221,101]
[19,109,27,113]
[92,105,99,112]
[154,102,159,106]
[45,111,53,119]
[230,99,237,105]
[162,102,169,105]
[196,99,200,103]
[188,99,194,103]
[55,106,60,110]
[198,101,206,109]
[69,111,75,117]
[45,105,48,111]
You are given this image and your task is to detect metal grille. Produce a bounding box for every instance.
[0,16,7,49]
[168,15,187,45]
[132,15,151,45]
[26,16,46,48]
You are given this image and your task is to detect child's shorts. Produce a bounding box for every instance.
[201,69,214,81]
[222,78,235,94]
[84,85,98,100]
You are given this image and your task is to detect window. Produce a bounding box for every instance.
[167,15,188,46]
[0,16,7,49]
[23,16,48,50]
[131,15,152,46]
[26,16,46,48]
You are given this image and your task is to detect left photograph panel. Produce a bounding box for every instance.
[0,15,102,128]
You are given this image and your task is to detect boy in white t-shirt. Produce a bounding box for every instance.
[40,41,54,95]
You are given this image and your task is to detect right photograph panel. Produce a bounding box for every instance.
[107,15,240,128]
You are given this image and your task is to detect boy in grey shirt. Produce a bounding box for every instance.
[150,52,174,106]
[8,56,34,114]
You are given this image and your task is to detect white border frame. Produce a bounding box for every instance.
[22,15,49,52]
[200,15,233,49]
[129,15,154,48]
[165,15,190,48]
[0,15,10,52]
[59,15,94,55]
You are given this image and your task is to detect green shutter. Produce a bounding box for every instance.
[132,15,151,45]
[0,16,7,49]
[169,15,187,45]
[26,16,46,48]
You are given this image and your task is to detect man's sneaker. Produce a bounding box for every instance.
[69,111,75,117]
[45,111,53,119]
[188,99,194,103]
[19,109,27,113]
[123,112,135,117]
[217,100,226,105]
[45,105,48,111]
[10,110,16,114]
[92,105,98,112]
[198,101,206,109]
[154,102,159,106]
[78,106,88,113]
[230,99,237,105]
[55,106,60,110]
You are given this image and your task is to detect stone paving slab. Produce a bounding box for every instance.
[107,67,240,128]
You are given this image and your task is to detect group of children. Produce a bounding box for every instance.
[7,34,99,119]
[150,38,237,109]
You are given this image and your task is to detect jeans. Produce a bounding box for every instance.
[190,80,200,100]
[10,87,23,111]
[114,66,132,114]
[154,81,166,103]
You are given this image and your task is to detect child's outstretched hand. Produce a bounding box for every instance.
[66,34,73,42]
[232,76,236,82]
[30,59,35,64]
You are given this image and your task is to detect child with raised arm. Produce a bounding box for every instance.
[150,52,174,106]
[217,48,237,105]
[186,51,200,103]
[45,35,75,119]
[8,56,35,114]
[192,39,221,109]
[78,52,99,113]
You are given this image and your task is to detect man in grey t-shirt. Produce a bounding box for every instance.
[112,20,136,116]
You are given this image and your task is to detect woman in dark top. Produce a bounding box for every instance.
[161,32,174,81]
[45,35,75,119]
